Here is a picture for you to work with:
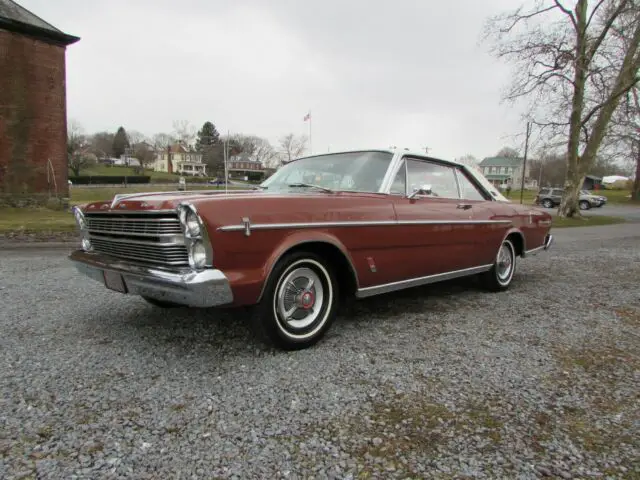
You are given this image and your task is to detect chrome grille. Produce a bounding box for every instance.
[85,216,182,237]
[85,212,188,267]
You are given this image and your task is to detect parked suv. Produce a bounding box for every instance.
[535,188,606,210]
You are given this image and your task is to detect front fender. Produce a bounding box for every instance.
[256,230,360,302]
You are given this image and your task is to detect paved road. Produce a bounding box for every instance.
[1,224,639,478]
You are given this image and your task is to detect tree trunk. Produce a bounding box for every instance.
[558,0,588,218]
[560,2,640,216]
[633,141,640,201]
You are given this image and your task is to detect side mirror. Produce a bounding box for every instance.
[407,184,432,199]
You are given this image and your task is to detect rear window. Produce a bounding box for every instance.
[539,188,550,194]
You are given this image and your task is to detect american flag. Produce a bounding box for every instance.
[303,112,311,121]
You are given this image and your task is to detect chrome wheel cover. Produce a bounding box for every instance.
[496,243,514,282]
[273,260,332,339]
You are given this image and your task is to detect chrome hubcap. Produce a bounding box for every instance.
[276,267,324,330]
[497,244,513,281]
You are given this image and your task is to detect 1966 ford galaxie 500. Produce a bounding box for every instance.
[69,149,553,350]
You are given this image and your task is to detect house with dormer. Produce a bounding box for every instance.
[479,156,538,190]
[153,143,207,176]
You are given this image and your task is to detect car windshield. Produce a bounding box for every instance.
[259,151,394,193]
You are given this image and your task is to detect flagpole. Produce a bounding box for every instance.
[308,109,312,155]
[224,130,229,194]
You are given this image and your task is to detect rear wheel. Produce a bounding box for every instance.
[542,199,553,208]
[579,200,591,210]
[251,251,339,350]
[479,239,517,292]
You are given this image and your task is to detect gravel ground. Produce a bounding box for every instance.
[1,225,639,479]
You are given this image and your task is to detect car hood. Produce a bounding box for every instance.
[78,189,389,214]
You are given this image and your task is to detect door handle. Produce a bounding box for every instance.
[457,203,472,210]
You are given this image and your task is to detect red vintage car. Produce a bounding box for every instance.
[69,149,553,350]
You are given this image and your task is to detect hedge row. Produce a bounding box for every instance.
[69,176,151,185]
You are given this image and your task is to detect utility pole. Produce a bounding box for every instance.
[520,121,531,205]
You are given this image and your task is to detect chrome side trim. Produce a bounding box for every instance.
[218,219,512,232]
[69,250,233,308]
[356,264,493,298]
[524,245,545,256]
[523,233,553,256]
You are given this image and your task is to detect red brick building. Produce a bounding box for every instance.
[0,0,79,202]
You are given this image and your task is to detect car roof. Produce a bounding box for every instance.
[296,148,464,167]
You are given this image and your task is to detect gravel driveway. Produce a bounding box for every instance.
[1,225,639,479]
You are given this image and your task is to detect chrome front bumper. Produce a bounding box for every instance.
[69,250,234,308]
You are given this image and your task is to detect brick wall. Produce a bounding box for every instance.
[0,29,69,199]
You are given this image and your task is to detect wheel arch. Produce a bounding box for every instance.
[501,227,525,257]
[256,233,360,303]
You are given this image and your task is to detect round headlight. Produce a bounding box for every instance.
[189,240,207,268]
[81,237,92,251]
[185,210,201,237]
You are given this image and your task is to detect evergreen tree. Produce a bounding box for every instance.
[112,126,130,158]
[196,121,220,151]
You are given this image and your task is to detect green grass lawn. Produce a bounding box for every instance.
[0,208,76,234]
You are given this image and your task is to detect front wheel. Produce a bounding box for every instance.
[479,239,517,292]
[542,199,553,208]
[251,252,339,350]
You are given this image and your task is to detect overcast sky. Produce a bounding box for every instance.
[20,0,529,160]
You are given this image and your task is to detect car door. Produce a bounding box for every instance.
[387,156,498,281]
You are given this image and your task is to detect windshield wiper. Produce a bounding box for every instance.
[287,183,334,193]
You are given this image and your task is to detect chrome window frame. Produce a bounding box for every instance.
[377,151,496,201]
[379,153,462,200]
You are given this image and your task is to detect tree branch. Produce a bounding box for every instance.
[554,0,578,30]
[587,0,632,61]
[498,4,560,33]
[585,0,607,29]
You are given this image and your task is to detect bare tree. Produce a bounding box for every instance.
[496,147,521,158]
[278,133,308,164]
[613,87,640,198]
[485,0,640,217]
[67,120,93,176]
[172,120,196,146]
[253,138,279,168]
[127,130,147,146]
[151,133,176,148]
[225,134,279,167]
[455,154,480,168]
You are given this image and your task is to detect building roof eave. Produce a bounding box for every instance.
[0,17,80,46]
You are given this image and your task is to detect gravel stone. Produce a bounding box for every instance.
[1,225,639,478]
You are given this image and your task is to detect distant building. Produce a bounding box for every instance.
[153,143,206,176]
[227,157,265,181]
[0,0,79,201]
[582,175,602,190]
[478,156,538,190]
